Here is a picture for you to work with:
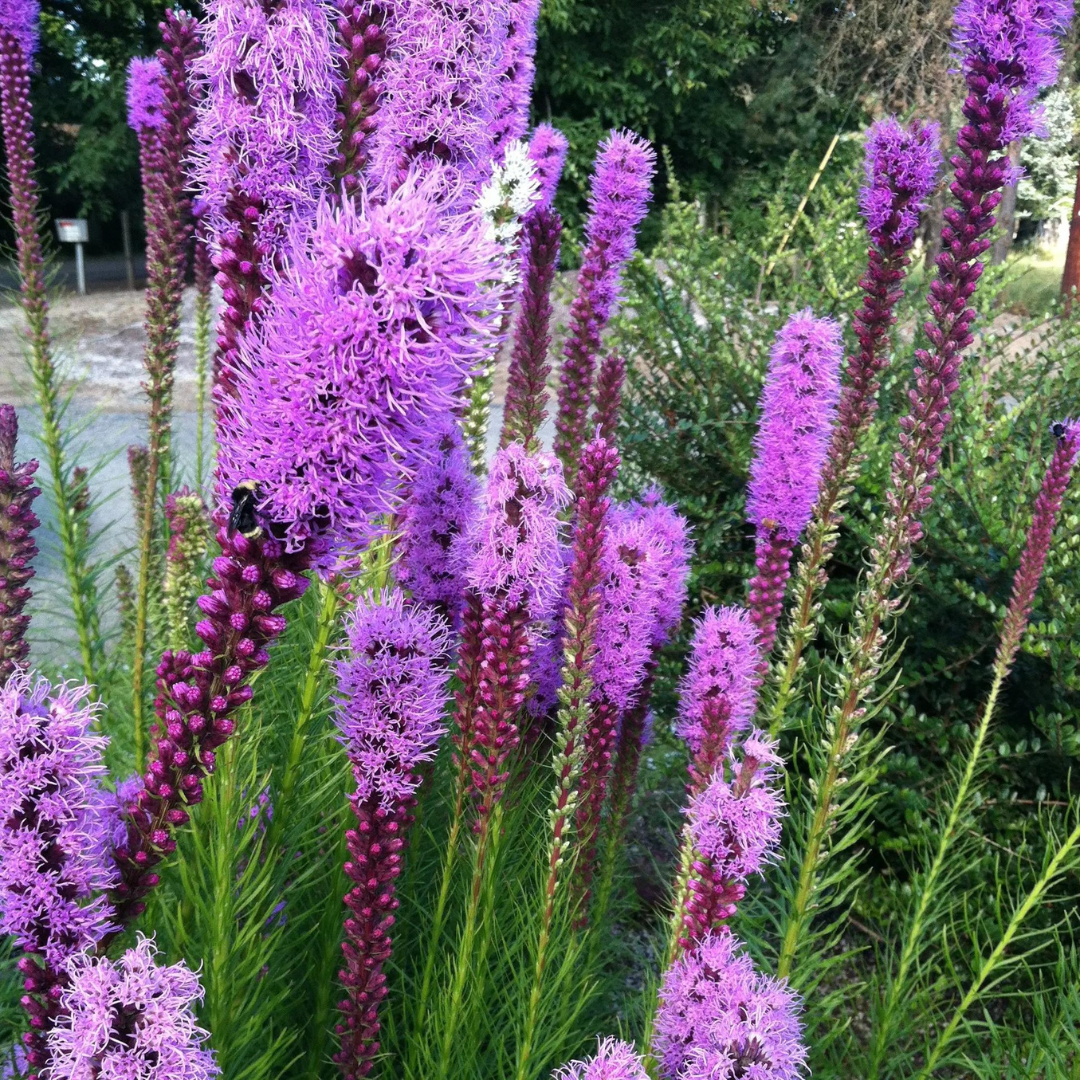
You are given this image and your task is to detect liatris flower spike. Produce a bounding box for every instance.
[655,930,808,1080]
[676,605,760,795]
[0,404,40,681]
[219,178,502,562]
[528,123,569,211]
[334,590,450,1076]
[0,0,38,62]
[0,674,119,1077]
[126,57,166,133]
[164,488,211,651]
[491,0,542,160]
[553,1037,650,1080]
[554,131,656,475]
[746,311,842,662]
[48,935,219,1080]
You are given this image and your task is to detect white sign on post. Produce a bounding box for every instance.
[54,218,89,294]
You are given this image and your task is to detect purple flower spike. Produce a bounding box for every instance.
[656,931,808,1080]
[747,310,843,544]
[463,443,571,616]
[527,123,569,211]
[191,0,340,241]
[49,935,219,1080]
[398,419,480,629]
[860,117,943,249]
[370,0,510,205]
[0,404,40,681]
[554,131,656,476]
[491,0,541,160]
[676,605,760,794]
[553,1037,650,1080]
[220,177,503,561]
[0,674,118,1077]
[335,589,451,805]
[953,0,1073,143]
[0,0,38,61]
[126,57,166,132]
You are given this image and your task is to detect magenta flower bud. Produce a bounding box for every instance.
[655,930,808,1080]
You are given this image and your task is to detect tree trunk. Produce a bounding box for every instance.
[991,142,1022,265]
[1062,157,1080,315]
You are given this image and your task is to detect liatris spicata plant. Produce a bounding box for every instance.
[745,310,842,667]
[500,205,563,452]
[47,935,218,1080]
[491,0,542,160]
[163,488,211,651]
[0,405,40,682]
[554,131,656,479]
[553,1038,650,1080]
[192,0,340,407]
[334,590,450,1078]
[0,0,97,687]
[0,674,118,1078]
[768,119,942,729]
[398,420,480,629]
[192,209,214,490]
[654,930,807,1080]
[126,17,201,769]
[594,354,626,446]
[369,0,509,206]
[866,419,1080,1074]
[333,0,389,192]
[680,732,784,949]
[775,0,1073,982]
[517,436,620,1080]
[527,123,569,211]
[219,179,502,562]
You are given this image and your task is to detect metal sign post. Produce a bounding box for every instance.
[55,218,89,295]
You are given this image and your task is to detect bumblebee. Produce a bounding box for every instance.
[228,480,263,539]
[1052,421,1068,441]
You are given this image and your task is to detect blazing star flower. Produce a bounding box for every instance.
[490,0,541,160]
[747,311,843,543]
[676,606,760,760]
[219,174,503,559]
[397,419,480,627]
[553,1037,650,1080]
[859,117,942,249]
[126,57,166,132]
[370,0,510,204]
[191,0,340,240]
[477,138,540,252]
[48,935,219,1080]
[335,589,451,804]
[0,673,117,969]
[953,0,1074,143]
[0,0,38,60]
[462,442,571,616]
[527,123,568,211]
[655,930,808,1080]
[688,732,784,881]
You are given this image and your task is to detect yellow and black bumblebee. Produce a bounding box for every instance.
[1052,420,1068,441]
[228,480,263,539]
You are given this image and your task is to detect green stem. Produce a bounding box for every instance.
[916,813,1080,1079]
[194,282,212,494]
[130,445,160,774]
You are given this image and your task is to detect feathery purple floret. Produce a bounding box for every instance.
[860,117,943,249]
[126,57,166,132]
[191,0,340,240]
[953,0,1074,143]
[219,177,502,559]
[527,123,568,211]
[553,1037,650,1080]
[491,0,541,159]
[747,310,843,542]
[462,442,571,615]
[656,931,808,1080]
[0,0,37,61]
[398,419,480,626]
[688,733,784,881]
[370,0,509,204]
[0,674,118,969]
[676,606,760,758]
[49,935,219,1080]
[335,589,451,804]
